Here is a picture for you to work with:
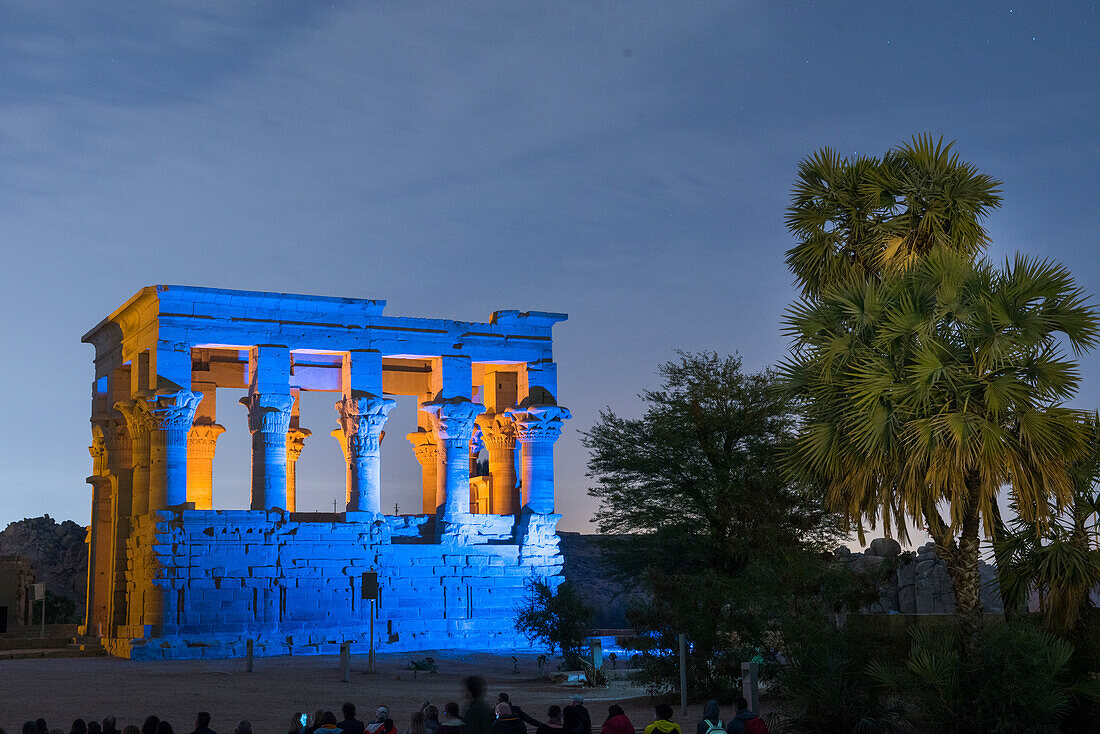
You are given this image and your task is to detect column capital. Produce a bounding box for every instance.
[144,390,203,431]
[286,427,311,462]
[336,392,396,456]
[240,393,294,435]
[420,397,484,442]
[475,411,518,448]
[406,429,438,464]
[188,422,226,458]
[505,404,572,443]
[114,397,152,440]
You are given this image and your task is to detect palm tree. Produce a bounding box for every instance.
[780,247,1098,659]
[995,415,1100,632]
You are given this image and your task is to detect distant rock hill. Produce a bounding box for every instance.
[558,531,634,628]
[0,516,88,613]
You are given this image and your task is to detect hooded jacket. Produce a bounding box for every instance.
[724,711,760,734]
[642,720,681,734]
[695,701,722,734]
[600,715,633,734]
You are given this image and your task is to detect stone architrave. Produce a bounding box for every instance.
[475,412,519,514]
[239,393,295,510]
[285,427,311,513]
[187,422,226,510]
[505,404,571,515]
[335,392,396,514]
[114,397,152,516]
[420,397,484,521]
[406,430,439,514]
[145,390,203,509]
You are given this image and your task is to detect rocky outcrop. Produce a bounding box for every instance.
[0,516,87,613]
[837,539,1003,614]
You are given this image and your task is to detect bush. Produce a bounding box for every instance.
[514,579,593,670]
[869,621,1099,734]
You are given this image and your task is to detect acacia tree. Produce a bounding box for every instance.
[780,137,1099,658]
[584,352,851,697]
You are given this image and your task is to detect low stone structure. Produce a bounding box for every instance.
[81,286,570,659]
[0,555,36,633]
[837,539,1003,614]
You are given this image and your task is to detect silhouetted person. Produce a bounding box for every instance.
[601,706,632,734]
[491,705,525,734]
[339,704,365,734]
[438,703,463,734]
[463,676,493,734]
[102,719,119,734]
[643,705,680,734]
[234,723,252,734]
[725,698,764,734]
[155,723,174,734]
[142,717,160,734]
[366,709,390,734]
[22,723,35,734]
[191,713,215,734]
[35,721,48,734]
[423,705,439,734]
[122,727,140,734]
[696,701,722,734]
[316,715,340,734]
[534,706,564,734]
[562,697,590,734]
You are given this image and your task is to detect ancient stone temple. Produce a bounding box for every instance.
[81,286,569,659]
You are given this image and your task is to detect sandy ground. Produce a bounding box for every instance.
[0,652,721,734]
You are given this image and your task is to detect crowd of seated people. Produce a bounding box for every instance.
[6,675,764,734]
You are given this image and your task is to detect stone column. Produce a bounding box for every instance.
[186,422,225,510]
[145,390,203,510]
[101,417,132,632]
[506,404,571,514]
[115,398,152,516]
[469,424,484,477]
[335,392,396,514]
[240,393,295,510]
[285,428,311,512]
[420,397,483,521]
[476,412,519,514]
[85,429,112,634]
[407,430,439,514]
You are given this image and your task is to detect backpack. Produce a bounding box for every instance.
[703,721,724,734]
[743,718,768,734]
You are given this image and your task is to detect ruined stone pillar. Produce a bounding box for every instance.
[146,390,202,510]
[506,404,571,514]
[285,428,311,512]
[335,393,396,513]
[476,412,519,514]
[115,398,152,516]
[85,428,112,634]
[407,430,439,514]
[187,423,225,510]
[240,393,294,510]
[420,397,483,521]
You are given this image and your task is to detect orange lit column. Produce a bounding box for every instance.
[102,417,132,632]
[476,412,519,514]
[115,398,152,516]
[420,397,483,522]
[407,430,439,514]
[285,428,311,512]
[186,423,225,510]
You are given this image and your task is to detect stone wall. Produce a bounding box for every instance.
[836,538,1004,614]
[104,509,563,660]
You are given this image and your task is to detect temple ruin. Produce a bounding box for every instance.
[81,286,569,659]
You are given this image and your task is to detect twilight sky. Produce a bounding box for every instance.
[1,2,1097,536]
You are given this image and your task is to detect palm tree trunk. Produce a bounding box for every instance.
[926,474,985,662]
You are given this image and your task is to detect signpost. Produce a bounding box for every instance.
[362,572,378,673]
[678,633,687,716]
[32,583,45,638]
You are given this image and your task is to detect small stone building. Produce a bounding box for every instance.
[81,286,570,659]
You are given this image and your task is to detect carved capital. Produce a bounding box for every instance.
[187,422,226,460]
[114,397,152,441]
[286,427,311,462]
[505,404,571,444]
[470,423,484,455]
[475,411,518,449]
[145,390,203,432]
[88,425,106,461]
[239,392,294,435]
[335,392,396,457]
[406,429,438,466]
[420,397,484,443]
